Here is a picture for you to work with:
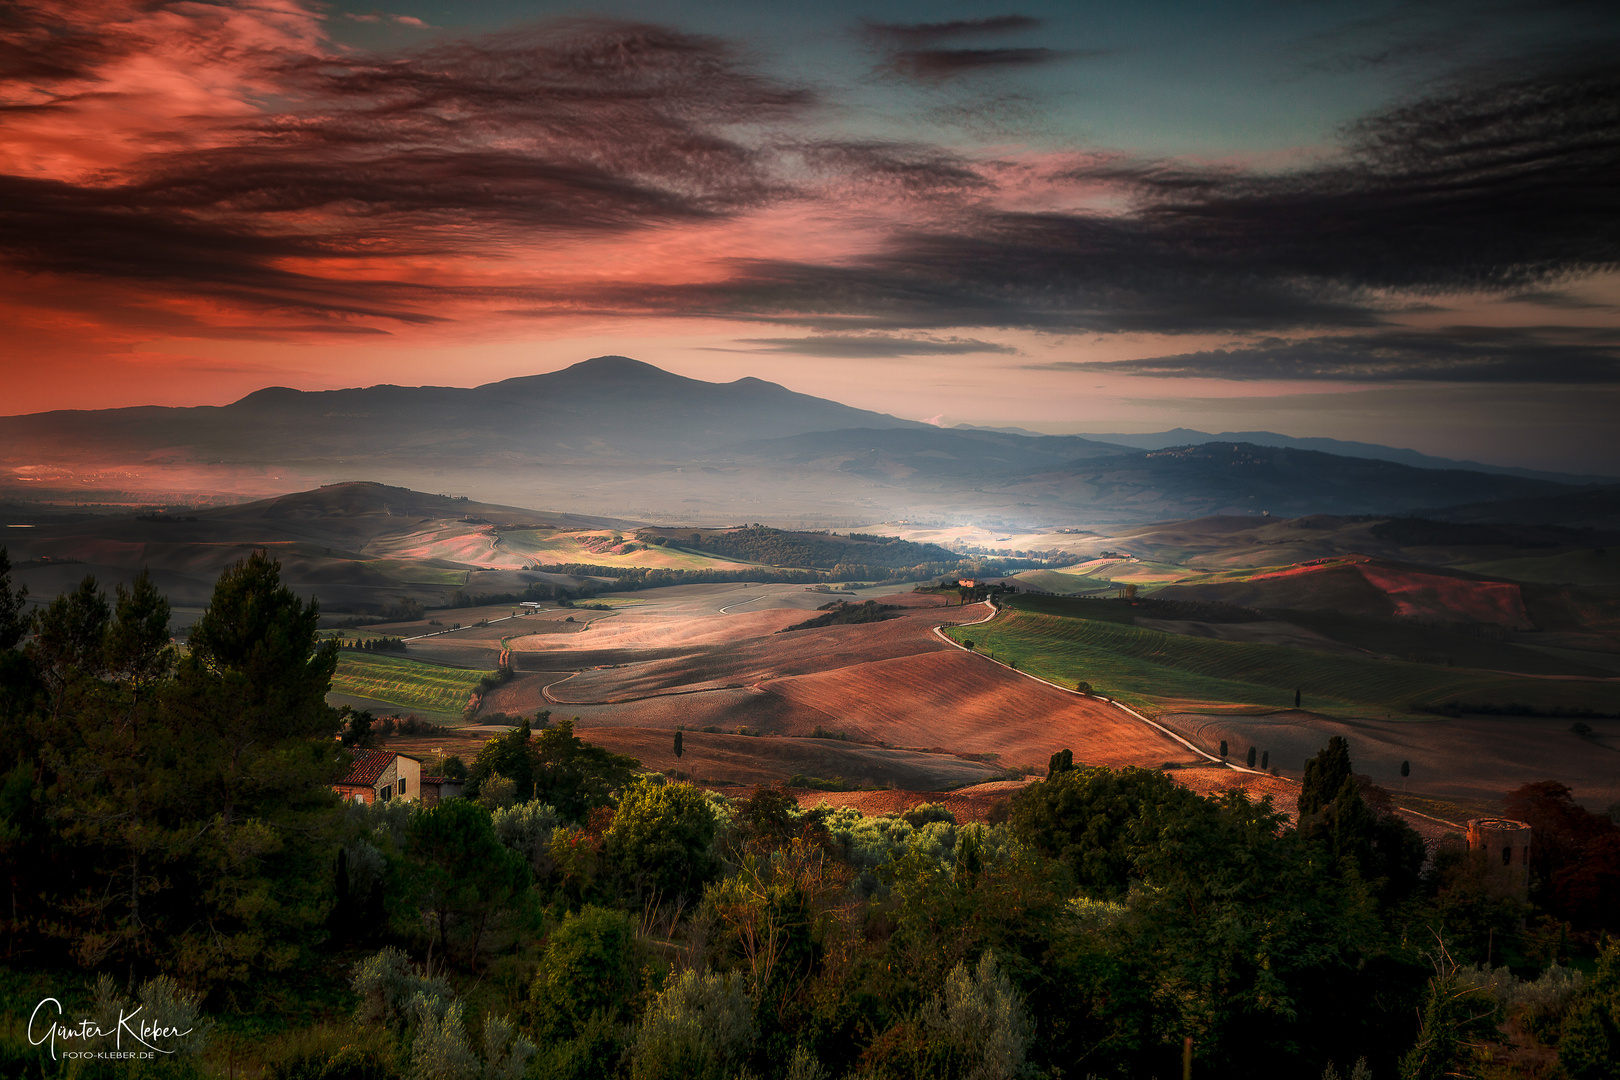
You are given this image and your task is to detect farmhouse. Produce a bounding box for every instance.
[334,749,421,805]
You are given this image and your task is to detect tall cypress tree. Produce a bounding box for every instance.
[1299,736,1353,818]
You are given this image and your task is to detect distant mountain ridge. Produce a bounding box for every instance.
[0,356,928,463]
[0,357,1605,525]
[1064,428,1613,485]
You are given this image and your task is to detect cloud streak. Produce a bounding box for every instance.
[1028,327,1620,383]
[862,14,1100,80]
[720,335,1018,357]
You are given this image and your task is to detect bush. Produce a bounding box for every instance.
[788,774,851,791]
[405,993,479,1080]
[1558,940,1620,1080]
[630,970,757,1080]
[527,906,645,1043]
[859,951,1033,1080]
[902,803,957,828]
[478,774,518,811]
[351,948,453,1031]
[492,800,560,876]
[87,972,213,1059]
[606,778,723,900]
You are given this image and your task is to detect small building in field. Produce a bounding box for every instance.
[419,775,464,807]
[335,749,422,805]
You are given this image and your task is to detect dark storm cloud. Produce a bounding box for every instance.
[887,47,1078,79]
[1079,61,1620,293]
[861,13,1095,80]
[608,60,1620,338]
[862,16,1043,44]
[1026,327,1620,383]
[0,12,811,323]
[719,335,1017,357]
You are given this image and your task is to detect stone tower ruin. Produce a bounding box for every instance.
[1466,817,1532,899]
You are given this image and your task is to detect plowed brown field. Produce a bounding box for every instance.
[767,650,1192,771]
[388,583,1202,798]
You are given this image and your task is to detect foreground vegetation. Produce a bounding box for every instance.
[1,549,1617,1079]
[947,594,1620,719]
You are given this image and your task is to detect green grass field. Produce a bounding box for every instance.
[946,595,1619,720]
[1462,550,1620,593]
[1011,569,1116,594]
[331,653,487,716]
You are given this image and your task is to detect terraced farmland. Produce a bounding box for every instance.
[331,653,488,716]
[945,599,1619,719]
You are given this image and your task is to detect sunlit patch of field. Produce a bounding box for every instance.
[363,523,506,566]
[496,528,756,570]
[1011,569,1116,594]
[946,600,1620,720]
[331,653,488,716]
[1046,557,1190,585]
[867,522,1105,557]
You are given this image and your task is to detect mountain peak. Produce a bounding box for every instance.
[561,355,669,378]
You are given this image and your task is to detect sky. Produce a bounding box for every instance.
[1,0,1617,472]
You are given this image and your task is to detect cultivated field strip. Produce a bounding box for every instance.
[331,653,486,714]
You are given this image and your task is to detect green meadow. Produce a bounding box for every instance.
[947,594,1618,719]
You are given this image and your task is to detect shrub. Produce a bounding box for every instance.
[526,906,645,1042]
[351,948,454,1031]
[939,951,1033,1080]
[1557,940,1620,1080]
[478,774,518,810]
[606,778,723,900]
[902,803,957,828]
[491,800,560,876]
[630,970,757,1080]
[405,993,478,1080]
[85,973,214,1060]
[859,951,1033,1080]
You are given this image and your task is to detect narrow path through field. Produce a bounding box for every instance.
[932,604,1230,768]
[717,584,803,614]
[541,669,583,703]
[935,599,1466,830]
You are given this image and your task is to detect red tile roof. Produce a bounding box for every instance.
[339,749,396,788]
